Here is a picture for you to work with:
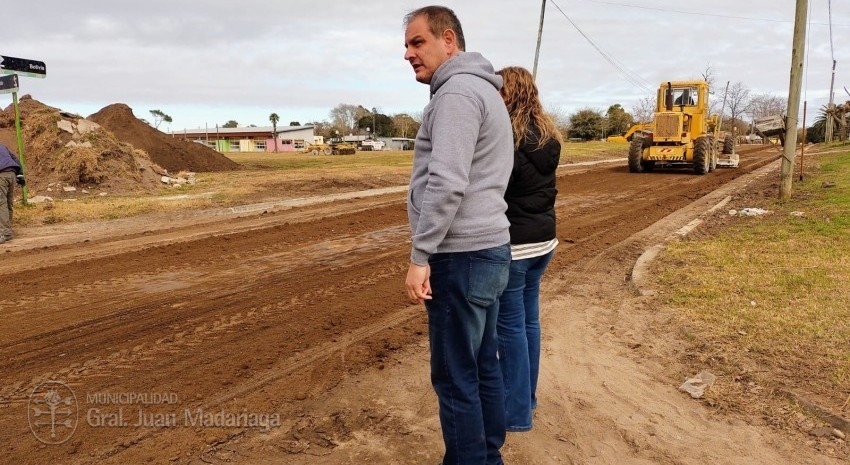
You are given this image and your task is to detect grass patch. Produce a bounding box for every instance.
[560,141,626,163]
[652,144,850,412]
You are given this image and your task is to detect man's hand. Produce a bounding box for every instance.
[15,175,25,187]
[405,263,432,304]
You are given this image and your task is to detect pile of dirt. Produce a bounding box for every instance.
[88,104,240,173]
[0,96,164,194]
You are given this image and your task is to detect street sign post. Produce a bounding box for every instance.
[1,54,47,204]
[0,55,47,79]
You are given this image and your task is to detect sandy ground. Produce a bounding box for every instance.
[1,145,843,464]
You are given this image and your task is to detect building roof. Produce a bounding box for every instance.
[173,125,314,136]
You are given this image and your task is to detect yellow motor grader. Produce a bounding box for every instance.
[629,80,737,174]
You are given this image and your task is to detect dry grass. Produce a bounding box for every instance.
[15,143,624,227]
[651,144,850,420]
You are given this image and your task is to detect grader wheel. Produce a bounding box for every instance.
[693,137,710,175]
[628,137,645,173]
[722,134,735,154]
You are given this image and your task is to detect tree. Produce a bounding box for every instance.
[568,108,605,141]
[631,96,655,124]
[149,109,172,130]
[545,106,571,137]
[391,113,419,138]
[356,111,394,137]
[289,121,301,126]
[307,121,334,141]
[269,113,280,152]
[329,104,365,133]
[605,104,633,136]
[806,107,828,143]
[222,120,239,128]
[722,81,751,133]
[748,93,787,119]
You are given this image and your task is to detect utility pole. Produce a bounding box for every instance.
[825,60,837,142]
[780,0,808,200]
[532,0,546,80]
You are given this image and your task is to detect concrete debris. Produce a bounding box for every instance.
[160,172,196,185]
[679,370,716,399]
[808,427,845,439]
[728,207,771,217]
[28,195,54,204]
[56,118,101,135]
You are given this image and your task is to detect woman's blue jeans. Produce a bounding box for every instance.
[496,250,554,431]
[426,244,511,465]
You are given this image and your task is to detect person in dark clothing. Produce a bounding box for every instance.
[494,66,562,432]
[0,143,25,244]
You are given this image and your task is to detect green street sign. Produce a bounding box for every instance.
[0,73,18,94]
[0,55,46,79]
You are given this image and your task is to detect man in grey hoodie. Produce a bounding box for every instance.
[403,6,513,465]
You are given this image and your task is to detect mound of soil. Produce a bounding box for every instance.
[88,104,240,173]
[0,96,164,194]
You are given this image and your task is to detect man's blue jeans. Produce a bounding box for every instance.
[426,244,511,465]
[496,250,554,431]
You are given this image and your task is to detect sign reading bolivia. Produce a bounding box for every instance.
[0,73,18,94]
[0,55,47,79]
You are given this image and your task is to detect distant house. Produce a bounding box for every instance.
[386,137,415,150]
[171,125,315,153]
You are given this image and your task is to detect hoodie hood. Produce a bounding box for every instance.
[430,51,503,96]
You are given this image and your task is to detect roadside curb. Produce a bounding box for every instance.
[628,160,775,295]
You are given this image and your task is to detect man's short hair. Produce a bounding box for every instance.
[403,5,466,51]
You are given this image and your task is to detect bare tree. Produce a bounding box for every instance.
[723,81,751,133]
[544,105,571,137]
[391,113,419,138]
[700,64,723,116]
[329,104,362,133]
[631,96,656,124]
[749,93,787,118]
[700,64,716,89]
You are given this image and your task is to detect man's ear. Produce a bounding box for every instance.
[441,28,458,53]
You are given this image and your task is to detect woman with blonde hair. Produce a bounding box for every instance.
[495,65,562,431]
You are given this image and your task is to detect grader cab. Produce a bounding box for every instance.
[629,80,737,174]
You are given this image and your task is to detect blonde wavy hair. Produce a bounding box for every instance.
[496,66,562,150]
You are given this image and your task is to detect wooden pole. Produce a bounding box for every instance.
[780,0,808,199]
[532,0,546,80]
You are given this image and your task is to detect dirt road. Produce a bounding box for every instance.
[3,145,838,464]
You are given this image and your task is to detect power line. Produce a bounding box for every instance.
[549,0,653,94]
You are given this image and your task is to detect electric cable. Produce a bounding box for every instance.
[549,0,653,94]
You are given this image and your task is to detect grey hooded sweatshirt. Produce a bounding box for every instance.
[407,51,513,265]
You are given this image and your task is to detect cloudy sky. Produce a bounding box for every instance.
[2,0,848,131]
